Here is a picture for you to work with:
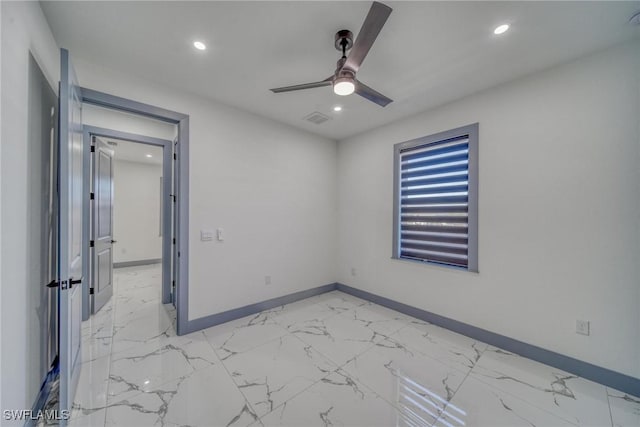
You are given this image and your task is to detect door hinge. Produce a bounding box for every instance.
[172,280,175,288]
[90,192,94,200]
[173,153,177,160]
[89,287,94,295]
[90,240,95,248]
[90,145,95,153]
[173,238,176,245]
[178,251,181,257]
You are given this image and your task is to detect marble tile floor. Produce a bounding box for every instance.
[69,264,639,427]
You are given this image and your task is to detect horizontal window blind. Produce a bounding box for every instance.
[399,135,470,268]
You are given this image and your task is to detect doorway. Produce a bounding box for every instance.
[82,126,174,318]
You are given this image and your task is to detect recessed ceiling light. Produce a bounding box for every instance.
[146,154,153,158]
[193,41,207,50]
[333,106,343,112]
[494,24,510,35]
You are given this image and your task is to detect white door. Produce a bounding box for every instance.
[58,48,83,421]
[92,136,114,313]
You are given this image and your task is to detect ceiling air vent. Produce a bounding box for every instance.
[303,112,331,125]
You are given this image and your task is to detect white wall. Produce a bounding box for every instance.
[113,157,163,264]
[0,1,60,421]
[83,103,176,141]
[73,59,338,320]
[337,40,640,379]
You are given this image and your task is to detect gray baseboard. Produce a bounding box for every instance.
[336,283,640,398]
[177,279,639,397]
[114,258,162,268]
[181,283,337,335]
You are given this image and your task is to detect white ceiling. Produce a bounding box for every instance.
[100,137,163,166]
[42,1,640,140]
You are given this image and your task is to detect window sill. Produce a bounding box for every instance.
[391,255,479,274]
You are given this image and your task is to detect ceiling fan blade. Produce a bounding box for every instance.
[270,77,333,93]
[355,79,393,107]
[342,2,392,74]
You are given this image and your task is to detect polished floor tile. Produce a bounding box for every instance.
[71,264,636,427]
[259,370,400,427]
[471,346,613,426]
[342,334,468,424]
[607,388,640,427]
[222,334,337,417]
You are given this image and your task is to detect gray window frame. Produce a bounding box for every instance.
[392,123,479,272]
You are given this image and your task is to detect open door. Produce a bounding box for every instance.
[58,48,83,421]
[91,136,114,313]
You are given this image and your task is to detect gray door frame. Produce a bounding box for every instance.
[82,126,173,318]
[78,88,190,335]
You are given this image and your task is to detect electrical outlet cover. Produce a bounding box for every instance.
[576,320,590,336]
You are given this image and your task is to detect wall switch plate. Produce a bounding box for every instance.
[265,276,271,285]
[200,230,214,242]
[576,320,590,336]
[351,267,357,276]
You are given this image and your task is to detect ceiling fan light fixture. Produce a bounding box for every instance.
[333,77,355,96]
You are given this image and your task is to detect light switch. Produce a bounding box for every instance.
[200,230,213,242]
[217,228,224,241]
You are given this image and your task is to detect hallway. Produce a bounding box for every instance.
[71,265,638,426]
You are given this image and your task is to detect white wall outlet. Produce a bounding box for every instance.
[217,228,224,241]
[351,267,357,276]
[265,275,271,285]
[576,320,590,336]
[200,230,214,242]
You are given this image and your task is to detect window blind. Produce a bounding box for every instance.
[399,135,470,268]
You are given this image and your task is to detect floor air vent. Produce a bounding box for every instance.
[303,112,331,125]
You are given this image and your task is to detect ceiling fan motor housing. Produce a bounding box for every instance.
[335,30,354,52]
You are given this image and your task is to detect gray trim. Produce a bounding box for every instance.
[175,117,189,335]
[114,258,162,268]
[466,123,479,272]
[82,125,173,305]
[392,123,479,272]
[180,283,336,335]
[392,146,400,259]
[81,87,188,123]
[81,131,91,321]
[335,283,640,398]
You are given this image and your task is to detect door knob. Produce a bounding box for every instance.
[111,240,117,244]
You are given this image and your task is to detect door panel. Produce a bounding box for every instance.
[58,48,83,422]
[92,137,114,313]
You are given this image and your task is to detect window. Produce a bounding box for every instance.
[393,123,478,271]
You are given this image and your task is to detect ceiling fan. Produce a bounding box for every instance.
[270,1,393,107]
